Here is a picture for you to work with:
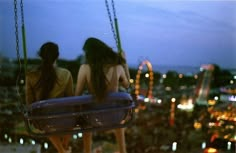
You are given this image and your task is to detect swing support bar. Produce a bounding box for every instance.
[114,18,122,53]
[105,0,123,53]
[22,24,28,74]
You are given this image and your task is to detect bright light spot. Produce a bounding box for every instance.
[4,134,8,139]
[8,138,12,143]
[20,79,24,84]
[208,122,215,127]
[202,142,206,149]
[145,73,149,78]
[234,75,236,79]
[134,108,139,113]
[229,95,236,102]
[171,98,176,103]
[129,79,134,83]
[172,142,177,151]
[208,100,216,105]
[73,134,78,139]
[144,98,149,103]
[177,103,194,110]
[157,99,162,104]
[230,80,234,84]
[227,141,231,150]
[162,74,166,78]
[214,96,219,101]
[44,142,48,149]
[31,140,36,145]
[179,74,183,78]
[165,86,171,91]
[194,75,198,79]
[205,147,217,153]
[188,98,193,103]
[194,122,202,129]
[78,133,83,138]
[20,138,24,145]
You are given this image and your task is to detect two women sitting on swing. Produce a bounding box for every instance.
[26,37,130,153]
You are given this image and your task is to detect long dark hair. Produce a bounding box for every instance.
[36,42,59,100]
[83,37,125,101]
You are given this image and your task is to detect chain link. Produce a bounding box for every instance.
[14,0,24,110]
[14,0,21,62]
[20,0,25,26]
[111,0,117,19]
[105,0,118,48]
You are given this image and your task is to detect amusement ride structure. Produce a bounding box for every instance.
[135,60,154,99]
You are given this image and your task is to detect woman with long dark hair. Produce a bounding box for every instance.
[26,42,73,153]
[75,37,130,153]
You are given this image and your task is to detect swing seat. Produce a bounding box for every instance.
[23,92,135,136]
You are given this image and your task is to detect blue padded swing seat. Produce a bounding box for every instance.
[24,92,135,136]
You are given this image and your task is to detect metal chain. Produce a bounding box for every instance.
[14,0,20,59]
[105,0,118,48]
[14,0,24,111]
[20,0,25,25]
[13,1,22,75]
[111,0,117,19]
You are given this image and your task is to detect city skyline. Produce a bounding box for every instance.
[1,0,236,69]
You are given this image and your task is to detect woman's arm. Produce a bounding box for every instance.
[119,52,130,88]
[122,63,130,81]
[120,51,130,81]
[75,65,87,96]
[119,65,130,89]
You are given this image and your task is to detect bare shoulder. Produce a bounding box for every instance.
[80,64,90,70]
[115,65,123,71]
[78,64,90,75]
[115,65,125,74]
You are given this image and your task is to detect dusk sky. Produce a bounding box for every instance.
[1,0,236,69]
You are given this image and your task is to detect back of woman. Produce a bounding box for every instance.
[25,42,73,153]
[75,37,130,153]
[77,64,128,96]
[26,67,73,104]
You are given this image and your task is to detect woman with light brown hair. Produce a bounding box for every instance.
[26,42,73,153]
